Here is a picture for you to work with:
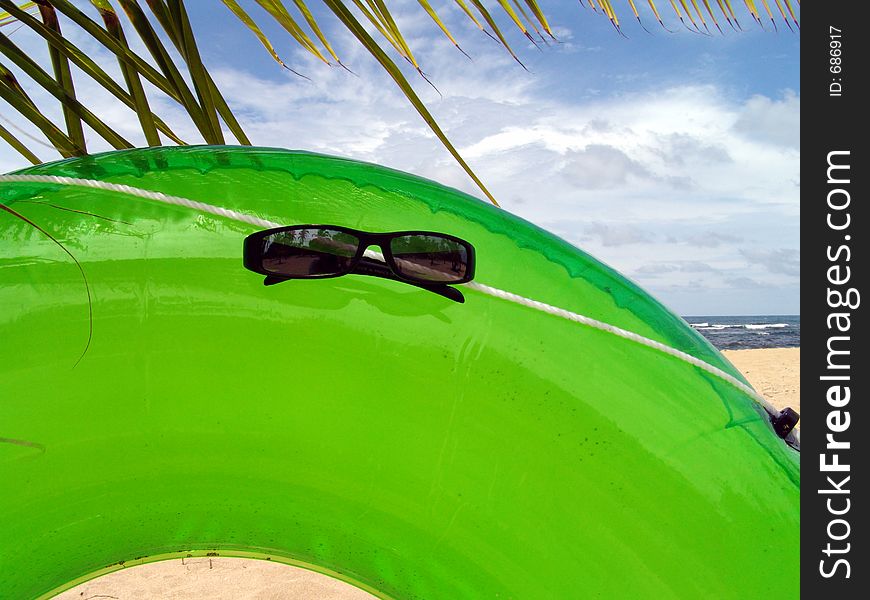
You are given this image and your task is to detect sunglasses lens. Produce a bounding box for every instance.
[261,228,360,277]
[389,235,469,283]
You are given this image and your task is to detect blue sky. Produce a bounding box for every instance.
[1,1,800,315]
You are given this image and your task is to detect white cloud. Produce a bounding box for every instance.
[732,90,800,149]
[561,144,666,190]
[740,248,800,277]
[581,222,656,246]
[636,261,719,275]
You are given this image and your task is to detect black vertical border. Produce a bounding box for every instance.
[803,3,866,597]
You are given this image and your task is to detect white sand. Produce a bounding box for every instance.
[54,558,374,599]
[723,347,800,426]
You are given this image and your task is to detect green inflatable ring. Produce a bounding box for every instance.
[0,146,798,599]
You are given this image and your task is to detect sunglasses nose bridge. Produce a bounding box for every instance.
[360,241,389,262]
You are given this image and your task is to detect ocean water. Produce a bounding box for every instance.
[682,315,800,350]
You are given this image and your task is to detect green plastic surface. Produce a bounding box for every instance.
[1,146,798,599]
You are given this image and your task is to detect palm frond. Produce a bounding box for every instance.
[416,0,470,59]
[221,0,298,73]
[37,2,87,150]
[290,0,347,67]
[470,0,528,68]
[0,27,132,149]
[523,0,554,38]
[321,0,498,206]
[253,0,331,67]
[93,0,162,145]
[0,1,800,206]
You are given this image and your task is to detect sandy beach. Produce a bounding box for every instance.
[55,558,375,600]
[723,347,801,424]
[56,347,799,599]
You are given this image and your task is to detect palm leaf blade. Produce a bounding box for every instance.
[291,0,345,66]
[469,0,526,68]
[416,0,469,57]
[321,0,498,206]
[37,2,87,151]
[0,121,41,164]
[92,0,161,146]
[0,65,80,156]
[523,0,554,37]
[0,31,132,150]
[164,0,225,143]
[252,0,329,66]
[222,0,302,70]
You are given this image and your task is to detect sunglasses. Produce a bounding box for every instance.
[243,225,475,303]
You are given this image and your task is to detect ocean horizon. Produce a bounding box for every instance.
[682,315,800,350]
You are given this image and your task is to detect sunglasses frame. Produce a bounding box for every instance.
[243,224,476,286]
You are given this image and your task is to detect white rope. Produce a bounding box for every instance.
[1,174,792,436]
[0,174,283,230]
[466,282,776,411]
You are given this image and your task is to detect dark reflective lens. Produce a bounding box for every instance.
[389,234,468,283]
[262,228,360,277]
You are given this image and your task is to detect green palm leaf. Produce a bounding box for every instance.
[0,0,800,206]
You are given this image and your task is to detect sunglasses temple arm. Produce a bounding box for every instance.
[354,258,465,303]
[259,260,465,303]
[263,275,291,286]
